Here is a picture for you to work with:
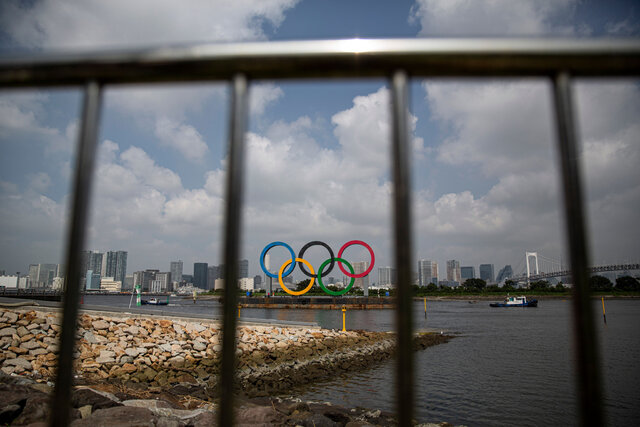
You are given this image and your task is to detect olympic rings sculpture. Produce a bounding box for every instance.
[259,240,375,296]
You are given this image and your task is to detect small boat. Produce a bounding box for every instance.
[141,297,168,306]
[490,295,538,307]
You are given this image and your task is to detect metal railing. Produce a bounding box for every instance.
[1,38,639,426]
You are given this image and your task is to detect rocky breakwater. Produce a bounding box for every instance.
[0,308,451,398]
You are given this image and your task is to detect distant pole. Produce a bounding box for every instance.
[424,297,427,319]
[601,297,607,324]
[238,304,241,318]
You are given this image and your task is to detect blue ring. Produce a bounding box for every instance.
[260,241,296,278]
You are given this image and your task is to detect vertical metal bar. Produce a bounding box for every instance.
[390,70,414,426]
[50,80,102,427]
[551,72,604,426]
[218,74,248,427]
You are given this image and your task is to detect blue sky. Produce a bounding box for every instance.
[0,0,639,282]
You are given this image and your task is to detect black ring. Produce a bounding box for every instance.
[297,241,335,278]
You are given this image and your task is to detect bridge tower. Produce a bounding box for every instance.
[525,252,539,283]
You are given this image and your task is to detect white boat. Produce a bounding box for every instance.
[490,295,538,307]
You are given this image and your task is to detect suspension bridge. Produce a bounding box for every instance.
[506,251,639,284]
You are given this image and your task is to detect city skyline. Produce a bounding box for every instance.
[1,1,638,281]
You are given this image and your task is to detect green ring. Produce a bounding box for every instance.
[317,257,355,296]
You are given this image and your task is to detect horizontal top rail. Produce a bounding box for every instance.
[0,38,639,87]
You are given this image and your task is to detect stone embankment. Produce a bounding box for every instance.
[0,308,450,399]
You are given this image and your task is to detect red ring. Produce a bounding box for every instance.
[337,240,375,278]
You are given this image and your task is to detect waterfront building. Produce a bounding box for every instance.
[461,266,475,280]
[85,270,101,290]
[446,260,462,282]
[170,260,183,285]
[214,278,225,290]
[238,277,254,291]
[353,261,369,293]
[378,266,397,287]
[479,264,495,282]
[254,274,262,288]
[238,259,249,279]
[100,277,122,292]
[28,263,59,288]
[207,266,219,290]
[123,275,134,291]
[0,275,19,288]
[418,260,438,286]
[104,251,127,285]
[133,269,159,292]
[155,272,172,292]
[193,262,208,289]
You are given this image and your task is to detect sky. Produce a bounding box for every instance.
[0,0,639,283]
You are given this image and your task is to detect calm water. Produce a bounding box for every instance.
[83,295,639,426]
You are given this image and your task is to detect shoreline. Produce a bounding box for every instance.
[0,307,452,422]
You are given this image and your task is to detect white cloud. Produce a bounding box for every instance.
[605,18,640,36]
[251,83,284,116]
[410,0,581,36]
[420,79,640,267]
[426,81,555,176]
[1,0,299,50]
[153,117,209,164]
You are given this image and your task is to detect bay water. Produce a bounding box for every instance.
[83,295,639,426]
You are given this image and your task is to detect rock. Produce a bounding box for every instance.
[124,348,139,357]
[30,348,48,356]
[120,363,137,374]
[168,356,184,368]
[299,413,340,427]
[0,327,16,337]
[16,326,29,337]
[72,388,121,411]
[2,312,18,323]
[193,342,206,351]
[91,320,110,330]
[172,324,184,335]
[78,405,92,418]
[20,340,41,350]
[158,319,172,328]
[95,356,115,364]
[70,406,156,427]
[83,331,98,344]
[99,350,116,359]
[4,357,33,370]
[0,403,23,425]
[236,406,285,425]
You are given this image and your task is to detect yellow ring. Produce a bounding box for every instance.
[278,258,315,295]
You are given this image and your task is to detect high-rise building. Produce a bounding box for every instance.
[238,277,254,291]
[418,260,438,286]
[133,269,159,292]
[28,264,59,288]
[378,267,397,287]
[479,264,495,282]
[207,265,219,290]
[446,260,461,282]
[193,263,208,289]
[253,274,262,289]
[238,259,249,279]
[496,265,514,283]
[104,251,127,285]
[461,266,475,281]
[85,270,101,290]
[170,260,183,284]
[152,272,172,292]
[353,261,369,292]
